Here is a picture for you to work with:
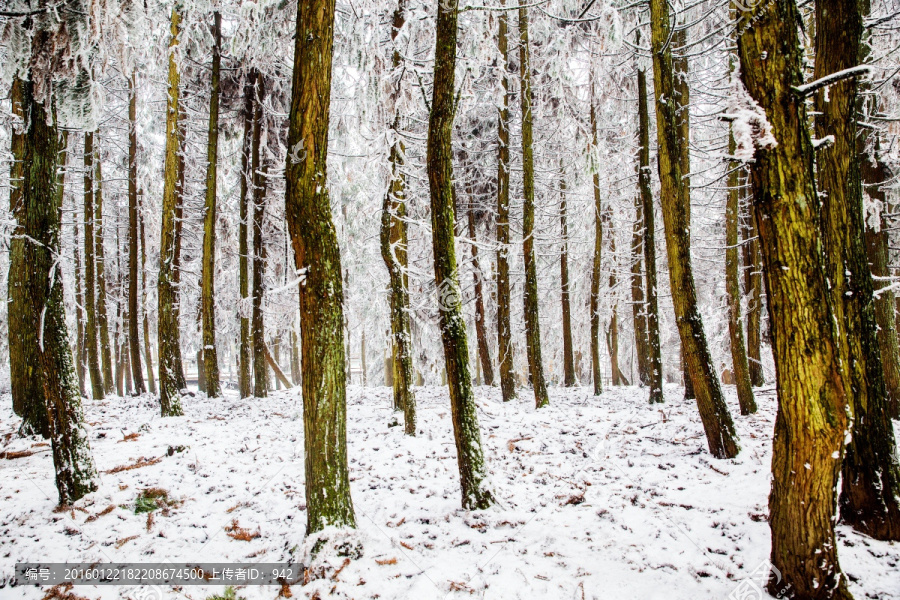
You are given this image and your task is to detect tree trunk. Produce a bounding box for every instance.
[139,194,156,395]
[650,0,739,457]
[252,94,268,399]
[425,0,494,509]
[72,161,87,400]
[239,73,255,400]
[726,127,756,415]
[637,57,663,403]
[743,189,765,386]
[8,77,50,436]
[128,74,145,395]
[94,154,114,395]
[290,323,301,385]
[559,162,576,387]
[22,79,98,504]
[468,206,494,387]
[736,0,853,594]
[813,0,900,541]
[495,0,516,403]
[157,6,186,417]
[590,97,604,396]
[201,11,222,397]
[285,0,357,534]
[380,0,416,434]
[517,1,549,409]
[83,132,104,400]
[630,173,650,387]
[605,208,622,385]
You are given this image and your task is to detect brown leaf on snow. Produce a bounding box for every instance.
[104,456,162,474]
[85,505,116,522]
[2,449,41,459]
[376,557,398,566]
[507,436,532,452]
[399,541,413,550]
[118,432,140,443]
[449,581,474,593]
[225,518,260,541]
[41,583,90,600]
[331,557,351,580]
[114,535,139,549]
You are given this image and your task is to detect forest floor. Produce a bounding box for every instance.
[1,384,898,600]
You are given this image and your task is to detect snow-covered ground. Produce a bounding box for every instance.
[1,384,898,600]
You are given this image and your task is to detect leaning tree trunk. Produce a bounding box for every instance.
[157,6,185,417]
[201,12,222,397]
[94,155,114,396]
[139,195,156,395]
[467,204,495,388]
[726,126,756,415]
[518,1,549,408]
[83,132,104,400]
[380,0,416,434]
[239,73,255,400]
[426,0,494,509]
[813,0,900,541]
[637,56,663,405]
[736,0,854,594]
[128,74,145,395]
[495,0,516,403]
[8,77,50,435]
[285,0,357,534]
[650,0,739,457]
[589,98,603,397]
[22,80,98,505]
[559,162,576,387]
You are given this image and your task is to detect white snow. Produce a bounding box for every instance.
[1,385,898,599]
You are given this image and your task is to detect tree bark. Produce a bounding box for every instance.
[22,79,98,504]
[468,206,494,388]
[426,0,494,509]
[83,132,104,400]
[201,11,222,397]
[517,1,549,408]
[605,208,622,385]
[590,95,603,397]
[743,190,765,386]
[285,0,357,534]
[559,162,576,387]
[813,0,900,541]
[239,73,255,400]
[128,74,145,395]
[139,193,156,395]
[630,163,649,386]
[650,0,739,457]
[495,0,516,403]
[157,6,185,417]
[94,154,113,396]
[72,157,87,400]
[736,0,854,594]
[252,135,269,400]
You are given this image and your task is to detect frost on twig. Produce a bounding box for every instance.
[791,65,871,98]
[725,68,777,162]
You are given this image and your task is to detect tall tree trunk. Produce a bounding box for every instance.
[239,73,255,400]
[285,0,357,534]
[862,138,900,418]
[94,155,113,395]
[495,0,516,402]
[650,0,739,457]
[22,80,97,504]
[605,209,623,385]
[83,132,104,400]
[139,194,156,395]
[380,0,416,434]
[128,74,145,394]
[517,1,549,408]
[426,0,494,509]
[157,6,185,417]
[290,323,301,385]
[252,135,269,400]
[589,97,603,396]
[637,42,663,405]
[726,127,756,415]
[201,11,222,397]
[8,77,50,435]
[630,162,650,387]
[736,0,853,595]
[743,188,765,386]
[559,162,576,387]
[73,174,87,399]
[813,0,900,541]
[468,205,494,387]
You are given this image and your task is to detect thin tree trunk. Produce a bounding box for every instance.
[495,0,516,403]
[813,0,900,541]
[559,161,575,387]
[252,95,268,399]
[73,172,87,399]
[290,323,301,385]
[468,206,494,387]
[83,132,104,400]
[201,11,222,397]
[128,74,145,395]
[517,1,549,409]
[239,73,255,400]
[630,169,650,387]
[605,209,622,385]
[157,6,186,417]
[426,0,494,509]
[743,188,764,387]
[736,0,853,594]
[139,193,156,395]
[22,79,97,504]
[285,0,357,534]
[650,0,739,457]
[94,155,113,395]
[589,97,603,396]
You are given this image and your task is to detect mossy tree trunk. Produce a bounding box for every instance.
[517,1,549,408]
[22,79,98,504]
[736,0,854,594]
[589,98,603,397]
[201,11,222,398]
[650,0,739,457]
[93,155,113,396]
[139,194,156,395]
[128,74,145,395]
[83,132,104,400]
[813,0,900,541]
[426,0,494,509]
[559,162,576,387]
[495,0,516,403]
[157,6,185,417]
[285,0,357,533]
[252,114,269,400]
